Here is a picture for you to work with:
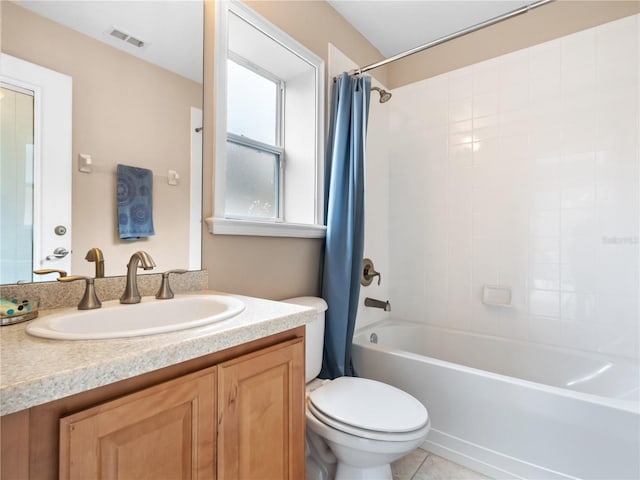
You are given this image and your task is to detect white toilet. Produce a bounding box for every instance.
[284,297,430,480]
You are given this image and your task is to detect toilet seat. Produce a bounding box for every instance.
[307,377,429,442]
[307,400,430,442]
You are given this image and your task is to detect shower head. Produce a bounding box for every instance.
[371,86,392,103]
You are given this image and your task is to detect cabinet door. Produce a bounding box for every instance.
[59,366,216,480]
[217,338,305,480]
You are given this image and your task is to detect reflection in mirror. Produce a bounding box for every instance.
[0,0,203,284]
[1,85,35,283]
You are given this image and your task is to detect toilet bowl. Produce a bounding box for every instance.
[307,376,429,480]
[283,297,430,480]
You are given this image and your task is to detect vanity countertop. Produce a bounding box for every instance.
[0,291,314,416]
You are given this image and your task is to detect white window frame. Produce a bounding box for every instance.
[208,0,326,239]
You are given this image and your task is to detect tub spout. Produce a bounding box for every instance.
[364,297,391,312]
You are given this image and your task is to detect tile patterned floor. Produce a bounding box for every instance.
[391,449,490,480]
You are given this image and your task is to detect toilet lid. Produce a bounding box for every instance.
[307,400,430,442]
[308,377,428,433]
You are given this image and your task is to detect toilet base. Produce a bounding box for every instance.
[336,462,392,480]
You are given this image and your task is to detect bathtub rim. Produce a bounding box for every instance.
[353,318,640,415]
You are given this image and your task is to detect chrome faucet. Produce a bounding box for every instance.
[120,251,156,304]
[364,297,391,312]
[85,248,105,278]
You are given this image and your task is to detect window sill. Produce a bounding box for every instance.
[205,217,326,239]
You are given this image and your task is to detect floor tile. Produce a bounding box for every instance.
[412,453,490,480]
[391,448,429,480]
[391,449,490,480]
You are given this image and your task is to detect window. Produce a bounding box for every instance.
[209,0,325,238]
[226,57,283,221]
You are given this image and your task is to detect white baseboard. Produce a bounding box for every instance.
[422,429,579,480]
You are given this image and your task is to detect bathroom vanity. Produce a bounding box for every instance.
[0,293,313,479]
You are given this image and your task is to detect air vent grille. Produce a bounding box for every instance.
[108,27,145,48]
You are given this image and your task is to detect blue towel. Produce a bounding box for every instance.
[117,164,155,240]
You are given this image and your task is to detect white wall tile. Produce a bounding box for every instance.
[596,294,639,325]
[561,292,597,322]
[595,321,639,359]
[528,315,560,344]
[595,243,639,297]
[499,49,529,89]
[473,58,500,95]
[530,236,561,264]
[561,118,597,155]
[449,98,472,123]
[387,15,639,359]
[562,28,596,74]
[499,87,529,112]
[596,15,639,89]
[530,42,562,103]
[473,92,499,119]
[531,211,560,237]
[529,290,560,317]
[449,67,473,100]
[562,27,597,99]
[596,150,640,210]
[473,114,499,142]
[560,320,596,352]
[531,189,561,212]
[561,208,597,245]
[530,263,560,291]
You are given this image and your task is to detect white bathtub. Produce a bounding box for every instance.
[351,320,640,480]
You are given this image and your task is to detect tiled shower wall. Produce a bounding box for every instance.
[388,14,639,359]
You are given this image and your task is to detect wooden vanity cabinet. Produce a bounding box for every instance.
[1,327,305,480]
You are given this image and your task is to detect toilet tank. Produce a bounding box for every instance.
[282,297,328,383]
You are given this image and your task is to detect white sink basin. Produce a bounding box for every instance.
[26,294,245,340]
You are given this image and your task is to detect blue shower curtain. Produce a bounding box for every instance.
[320,72,371,379]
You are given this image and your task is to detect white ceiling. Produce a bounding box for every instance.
[19,0,203,84]
[327,0,533,58]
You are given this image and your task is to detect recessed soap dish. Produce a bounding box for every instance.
[482,285,512,307]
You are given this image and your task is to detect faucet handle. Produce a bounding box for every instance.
[362,258,381,286]
[34,269,67,279]
[58,276,102,310]
[155,269,188,300]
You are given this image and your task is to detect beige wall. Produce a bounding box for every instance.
[387,1,640,88]
[2,2,202,277]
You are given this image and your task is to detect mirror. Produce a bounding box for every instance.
[0,0,203,283]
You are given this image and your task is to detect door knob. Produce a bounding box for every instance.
[46,247,69,260]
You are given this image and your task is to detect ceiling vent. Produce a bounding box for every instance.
[108,27,145,48]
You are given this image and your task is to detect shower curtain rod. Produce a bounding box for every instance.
[350,0,554,76]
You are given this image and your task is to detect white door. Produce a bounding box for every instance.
[0,54,72,282]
